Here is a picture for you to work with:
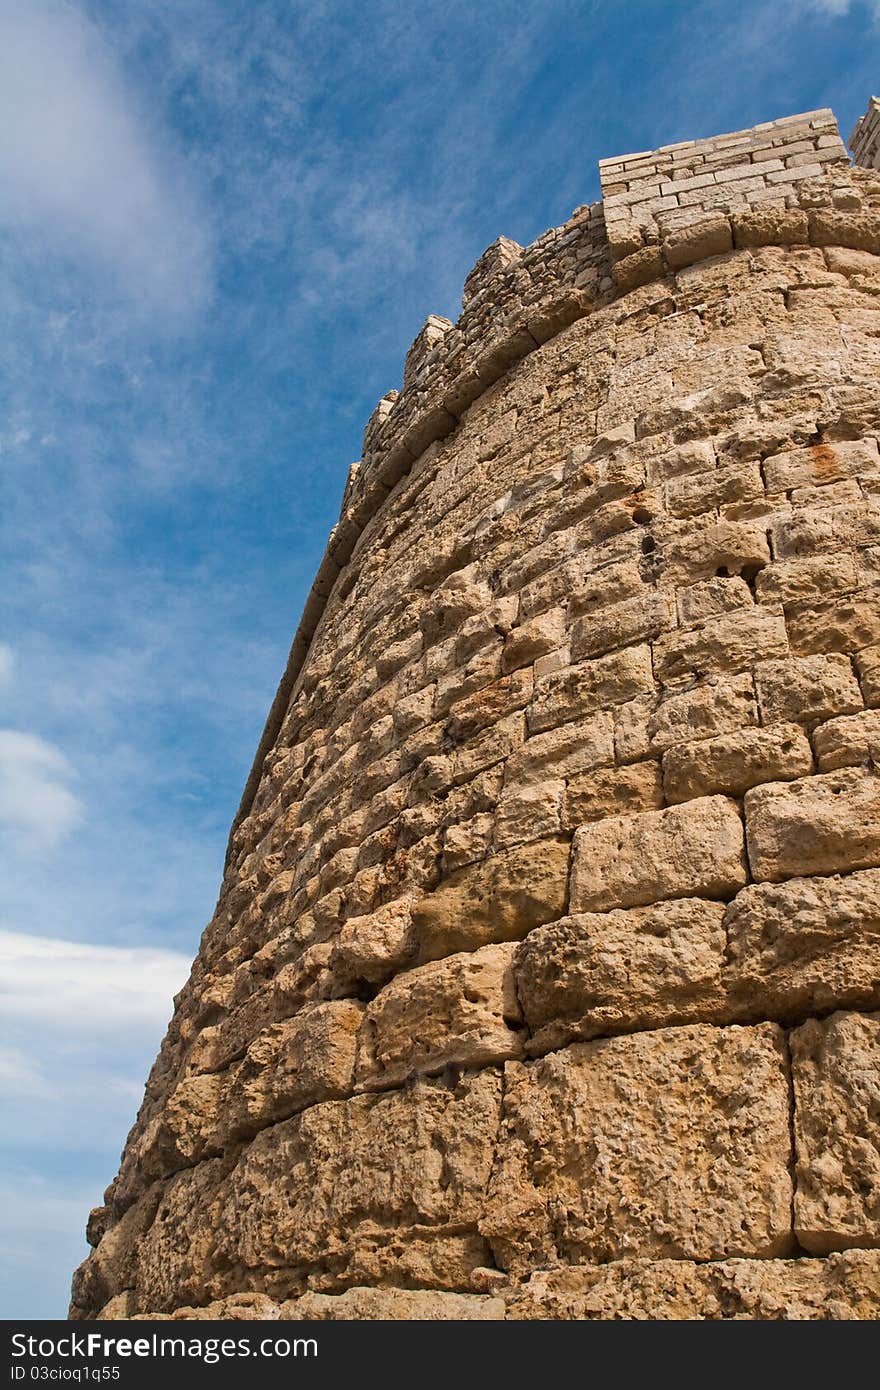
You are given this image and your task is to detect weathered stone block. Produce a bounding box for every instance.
[792,1011,880,1254]
[662,722,813,803]
[283,1287,506,1320]
[663,215,733,271]
[857,644,880,706]
[329,896,418,988]
[786,594,880,658]
[355,944,522,1090]
[745,767,880,881]
[527,645,654,734]
[570,592,675,661]
[763,439,880,492]
[563,760,663,827]
[482,1024,793,1270]
[505,1251,880,1320]
[502,611,567,673]
[514,899,726,1052]
[725,870,880,1019]
[755,654,864,727]
[494,779,563,847]
[653,606,789,683]
[411,836,570,962]
[813,709,880,770]
[504,711,613,783]
[570,795,747,913]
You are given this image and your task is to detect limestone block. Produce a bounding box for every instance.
[482,1024,793,1271]
[355,944,522,1090]
[656,518,771,585]
[219,1072,502,1295]
[527,645,654,734]
[763,439,880,492]
[329,897,418,988]
[570,795,747,914]
[282,1288,506,1320]
[676,576,753,625]
[504,711,614,783]
[135,1153,239,1314]
[786,594,880,658]
[514,899,726,1052]
[653,605,789,683]
[563,760,663,827]
[665,460,764,520]
[566,557,644,618]
[70,1185,162,1319]
[411,835,570,962]
[141,1292,281,1320]
[792,1011,880,1254]
[813,709,880,769]
[662,722,813,803]
[731,206,810,247]
[857,644,880,706]
[505,1251,880,1320]
[663,215,733,271]
[225,1001,363,1134]
[755,654,864,727]
[724,870,880,1019]
[640,673,759,756]
[570,592,675,661]
[444,669,533,741]
[755,553,859,605]
[745,767,880,881]
[494,779,563,847]
[502,609,566,672]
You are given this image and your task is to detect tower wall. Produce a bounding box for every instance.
[72,106,880,1321]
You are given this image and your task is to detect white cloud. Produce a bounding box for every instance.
[0,729,83,848]
[0,0,212,317]
[0,929,190,1033]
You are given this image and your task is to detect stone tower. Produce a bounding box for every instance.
[73,102,880,1321]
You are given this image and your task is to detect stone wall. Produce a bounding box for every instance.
[71,102,880,1320]
[852,96,880,170]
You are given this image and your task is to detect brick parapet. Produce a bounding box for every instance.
[851,95,880,170]
[228,110,879,859]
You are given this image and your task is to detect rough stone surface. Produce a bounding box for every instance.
[514,900,726,1051]
[792,1011,880,1254]
[725,871,880,1020]
[72,102,880,1321]
[570,795,747,912]
[745,767,880,881]
[482,1024,793,1271]
[505,1251,880,1320]
[355,944,523,1089]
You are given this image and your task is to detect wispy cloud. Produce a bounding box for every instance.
[0,730,82,850]
[0,930,189,1032]
[0,0,212,320]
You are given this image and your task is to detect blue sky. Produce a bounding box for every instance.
[0,0,877,1320]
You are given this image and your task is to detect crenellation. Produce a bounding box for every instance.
[73,98,880,1321]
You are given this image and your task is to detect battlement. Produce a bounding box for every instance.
[852,95,880,170]
[230,103,880,851]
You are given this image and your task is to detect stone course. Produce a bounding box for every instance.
[71,98,880,1320]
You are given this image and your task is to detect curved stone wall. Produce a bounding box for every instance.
[72,107,880,1320]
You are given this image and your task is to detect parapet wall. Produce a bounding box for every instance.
[73,101,880,1321]
[852,95,880,169]
[229,105,880,858]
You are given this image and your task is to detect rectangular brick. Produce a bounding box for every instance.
[571,795,746,913]
[483,1023,793,1269]
[745,767,880,881]
[662,723,813,803]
